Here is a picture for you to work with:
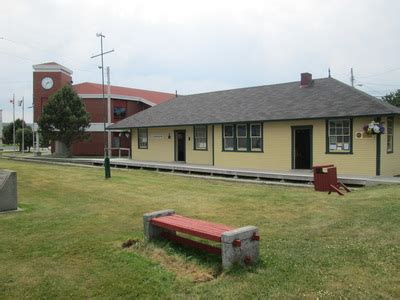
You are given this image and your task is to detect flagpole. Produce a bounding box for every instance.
[12,94,15,156]
[22,97,24,153]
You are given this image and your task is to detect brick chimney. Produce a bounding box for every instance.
[300,72,312,87]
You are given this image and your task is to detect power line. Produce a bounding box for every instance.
[359,82,400,87]
[0,36,98,73]
[0,50,34,61]
[358,67,400,79]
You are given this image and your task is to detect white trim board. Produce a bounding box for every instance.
[33,64,73,76]
[78,94,156,107]
[87,123,128,132]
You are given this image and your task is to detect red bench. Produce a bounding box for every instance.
[143,210,260,269]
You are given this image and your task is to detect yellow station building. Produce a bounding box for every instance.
[109,74,400,177]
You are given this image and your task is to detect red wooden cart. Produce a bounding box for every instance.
[313,164,351,196]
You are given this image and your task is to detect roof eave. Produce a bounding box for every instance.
[107,112,400,130]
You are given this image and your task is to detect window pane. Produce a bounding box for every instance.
[195,126,206,138]
[387,117,394,134]
[138,128,148,148]
[196,138,207,149]
[387,117,394,152]
[224,125,233,137]
[328,119,351,152]
[251,138,261,150]
[251,124,261,137]
[237,137,247,150]
[113,137,120,148]
[388,138,393,152]
[224,138,234,150]
[194,126,207,149]
[114,107,127,119]
[237,124,247,137]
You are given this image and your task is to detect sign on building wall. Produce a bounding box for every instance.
[152,135,164,140]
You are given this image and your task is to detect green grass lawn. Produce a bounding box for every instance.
[0,159,399,299]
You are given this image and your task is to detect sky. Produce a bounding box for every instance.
[1,0,400,122]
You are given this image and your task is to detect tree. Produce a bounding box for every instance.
[38,85,90,156]
[382,90,400,107]
[16,127,33,152]
[2,119,26,145]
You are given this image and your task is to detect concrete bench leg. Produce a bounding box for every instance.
[221,226,259,269]
[143,209,176,240]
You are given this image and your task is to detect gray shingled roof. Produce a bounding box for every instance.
[108,78,400,129]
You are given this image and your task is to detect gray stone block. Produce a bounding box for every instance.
[143,209,175,240]
[221,226,259,269]
[0,170,17,212]
[221,226,258,243]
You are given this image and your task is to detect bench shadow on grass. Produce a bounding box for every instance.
[121,236,264,283]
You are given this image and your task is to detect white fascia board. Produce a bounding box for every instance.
[87,123,106,132]
[33,64,73,76]
[30,122,125,133]
[87,123,129,132]
[78,94,156,107]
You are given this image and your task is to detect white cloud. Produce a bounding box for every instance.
[1,0,400,122]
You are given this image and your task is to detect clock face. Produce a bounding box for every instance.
[41,77,54,90]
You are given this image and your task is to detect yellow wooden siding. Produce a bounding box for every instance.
[214,117,378,176]
[186,125,213,165]
[317,117,376,176]
[131,126,212,165]
[381,116,400,176]
[130,116,399,176]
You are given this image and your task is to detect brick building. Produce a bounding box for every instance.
[33,62,175,156]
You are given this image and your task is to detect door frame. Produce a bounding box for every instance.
[174,130,186,162]
[291,125,313,170]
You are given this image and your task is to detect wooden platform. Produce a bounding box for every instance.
[6,155,400,187]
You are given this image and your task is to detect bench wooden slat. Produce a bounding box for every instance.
[150,214,234,242]
[161,232,222,255]
[161,215,232,234]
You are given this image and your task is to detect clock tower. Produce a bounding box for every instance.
[32,62,73,122]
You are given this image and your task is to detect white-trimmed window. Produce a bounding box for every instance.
[328,119,351,152]
[387,117,394,153]
[194,126,207,150]
[223,125,234,151]
[236,124,247,151]
[138,128,148,149]
[250,124,262,151]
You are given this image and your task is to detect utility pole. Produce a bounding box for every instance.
[350,68,355,87]
[328,68,331,78]
[91,33,114,179]
[106,66,111,158]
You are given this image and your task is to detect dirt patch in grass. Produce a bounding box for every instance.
[121,239,140,248]
[121,239,220,283]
